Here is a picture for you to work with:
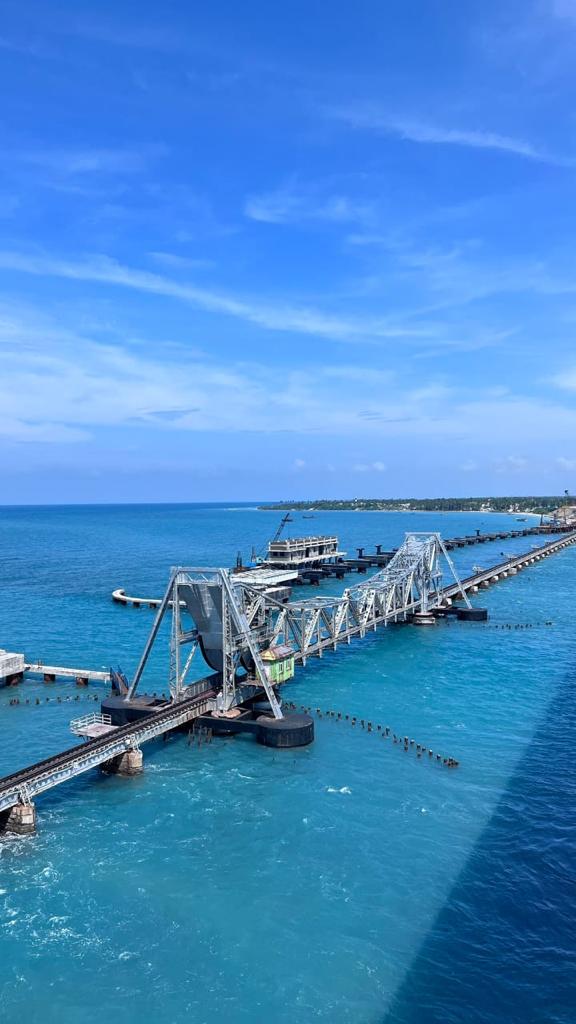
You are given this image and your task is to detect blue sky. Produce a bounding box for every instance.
[2,0,576,502]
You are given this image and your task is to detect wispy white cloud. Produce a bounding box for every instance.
[245,184,372,226]
[1,299,576,450]
[328,106,567,165]
[70,18,196,53]
[0,417,88,444]
[556,455,576,470]
[347,232,567,320]
[353,460,387,472]
[0,34,53,58]
[550,0,576,21]
[0,249,442,344]
[494,454,528,473]
[322,366,394,385]
[550,366,576,390]
[148,251,216,271]
[13,147,164,176]
[388,120,548,161]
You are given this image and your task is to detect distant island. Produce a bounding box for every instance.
[259,496,568,515]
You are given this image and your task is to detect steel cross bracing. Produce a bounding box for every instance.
[219,571,283,718]
[235,532,470,664]
[126,567,284,719]
[123,534,469,714]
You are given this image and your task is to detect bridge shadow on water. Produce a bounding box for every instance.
[382,665,576,1024]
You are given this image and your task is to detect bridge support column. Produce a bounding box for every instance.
[1,802,36,836]
[412,611,436,626]
[102,747,143,776]
[480,580,490,588]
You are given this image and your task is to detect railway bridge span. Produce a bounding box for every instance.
[2,529,575,835]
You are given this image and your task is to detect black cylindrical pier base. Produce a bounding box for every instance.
[256,712,314,748]
[457,607,488,621]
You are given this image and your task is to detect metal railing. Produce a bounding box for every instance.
[0,688,216,812]
[70,712,113,736]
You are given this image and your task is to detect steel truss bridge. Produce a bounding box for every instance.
[2,530,574,821]
[127,532,471,722]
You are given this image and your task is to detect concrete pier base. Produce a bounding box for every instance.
[102,748,143,776]
[412,611,436,626]
[1,802,36,835]
[457,607,489,622]
[256,712,314,748]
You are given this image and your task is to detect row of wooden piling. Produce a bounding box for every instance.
[282,701,460,768]
[4,693,102,707]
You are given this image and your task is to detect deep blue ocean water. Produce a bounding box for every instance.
[0,504,574,1024]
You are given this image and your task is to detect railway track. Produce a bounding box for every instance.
[0,681,216,813]
[2,531,574,822]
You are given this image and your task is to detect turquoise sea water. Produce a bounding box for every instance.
[0,505,574,1024]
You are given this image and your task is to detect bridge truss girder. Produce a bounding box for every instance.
[125,532,469,715]
[235,531,470,665]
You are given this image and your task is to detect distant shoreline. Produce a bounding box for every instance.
[258,507,543,517]
[258,498,556,515]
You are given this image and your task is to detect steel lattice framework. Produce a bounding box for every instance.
[125,533,469,719]
[241,531,469,665]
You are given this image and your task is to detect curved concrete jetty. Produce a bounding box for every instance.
[112,588,185,609]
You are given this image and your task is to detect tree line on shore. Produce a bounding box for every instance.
[259,496,566,514]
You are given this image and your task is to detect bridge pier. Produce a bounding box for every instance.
[412,611,436,626]
[0,801,36,836]
[256,712,314,747]
[457,607,488,622]
[101,747,143,776]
